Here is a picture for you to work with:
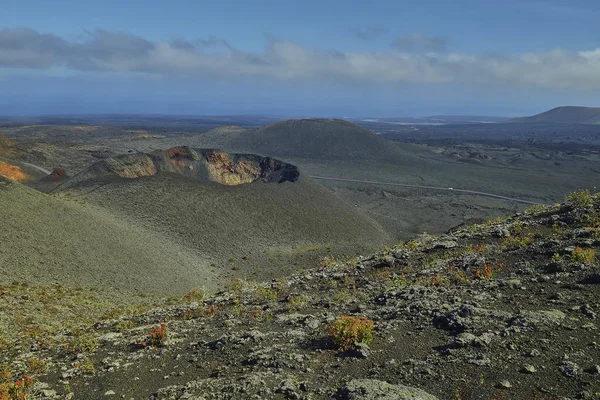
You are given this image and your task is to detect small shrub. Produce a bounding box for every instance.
[254,287,278,303]
[525,204,548,215]
[472,264,497,280]
[114,320,134,332]
[571,247,595,263]
[181,310,194,320]
[327,316,374,351]
[146,324,168,347]
[75,358,95,375]
[0,375,34,399]
[288,295,309,310]
[204,304,221,318]
[319,256,337,269]
[428,274,448,287]
[25,357,47,374]
[471,243,486,254]
[228,278,250,292]
[69,332,99,354]
[566,189,593,209]
[502,233,535,249]
[182,289,205,303]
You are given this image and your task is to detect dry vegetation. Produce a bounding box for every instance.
[0,162,32,182]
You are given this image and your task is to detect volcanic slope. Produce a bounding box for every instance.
[0,176,216,296]
[51,147,393,282]
[197,118,402,161]
[510,106,600,124]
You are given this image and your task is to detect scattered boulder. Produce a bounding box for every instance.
[339,379,438,400]
[559,361,581,378]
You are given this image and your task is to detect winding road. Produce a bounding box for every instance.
[20,161,52,175]
[10,158,545,206]
[310,175,546,206]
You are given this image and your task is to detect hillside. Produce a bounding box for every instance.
[49,148,392,280]
[1,151,391,296]
[0,176,216,296]
[2,190,599,399]
[198,119,402,161]
[510,106,600,124]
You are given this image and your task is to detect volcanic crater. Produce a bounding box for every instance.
[91,146,300,185]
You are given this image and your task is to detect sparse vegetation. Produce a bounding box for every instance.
[571,246,595,263]
[0,375,34,400]
[182,288,206,303]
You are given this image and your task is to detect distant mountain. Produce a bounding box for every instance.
[510,106,600,124]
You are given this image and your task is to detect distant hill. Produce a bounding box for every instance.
[510,106,600,124]
[199,118,400,161]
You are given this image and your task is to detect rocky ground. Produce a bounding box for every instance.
[2,190,600,399]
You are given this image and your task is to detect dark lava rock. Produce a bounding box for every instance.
[579,273,600,285]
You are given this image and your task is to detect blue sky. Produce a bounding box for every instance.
[1,0,599,116]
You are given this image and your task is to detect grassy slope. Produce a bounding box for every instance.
[52,172,393,277]
[0,177,217,296]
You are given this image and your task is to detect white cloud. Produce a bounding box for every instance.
[1,28,600,90]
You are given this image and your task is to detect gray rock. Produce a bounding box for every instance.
[521,364,537,374]
[559,361,581,377]
[40,389,57,398]
[454,332,493,348]
[100,332,121,342]
[506,279,522,289]
[339,379,438,399]
[466,355,491,366]
[353,342,371,359]
[454,333,478,348]
[497,380,512,389]
[431,240,457,250]
[104,390,116,396]
[527,349,541,357]
[305,318,321,330]
[514,309,566,328]
[276,379,300,399]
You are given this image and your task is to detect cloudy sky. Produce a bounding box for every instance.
[1,0,599,116]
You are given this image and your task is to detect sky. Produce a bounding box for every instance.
[1,0,599,117]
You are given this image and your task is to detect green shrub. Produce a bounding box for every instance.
[566,189,593,209]
[572,246,595,263]
[182,289,205,303]
[327,315,374,350]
